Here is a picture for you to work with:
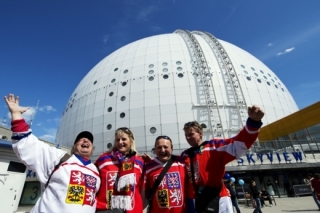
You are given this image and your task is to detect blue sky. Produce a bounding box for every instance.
[1,0,320,142]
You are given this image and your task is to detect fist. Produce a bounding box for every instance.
[248,105,264,122]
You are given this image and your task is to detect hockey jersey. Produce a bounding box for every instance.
[144,156,187,213]
[11,119,101,213]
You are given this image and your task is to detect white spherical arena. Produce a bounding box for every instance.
[56,30,298,158]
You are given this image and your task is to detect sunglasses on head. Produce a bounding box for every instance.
[155,135,172,142]
[116,127,131,134]
[185,121,196,127]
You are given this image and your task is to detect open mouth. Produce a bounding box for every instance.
[81,144,89,148]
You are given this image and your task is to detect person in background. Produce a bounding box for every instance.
[95,127,145,213]
[4,94,100,213]
[224,176,241,213]
[182,105,264,213]
[249,180,262,213]
[311,173,320,211]
[144,135,187,213]
[260,187,272,207]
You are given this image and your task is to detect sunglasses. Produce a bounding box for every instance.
[155,135,172,142]
[116,127,131,133]
[184,121,196,127]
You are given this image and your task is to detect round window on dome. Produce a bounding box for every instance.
[120,112,125,118]
[122,82,127,86]
[149,64,154,68]
[268,73,271,77]
[177,67,183,71]
[162,62,168,66]
[163,68,168,72]
[148,70,154,74]
[275,85,278,89]
[109,92,114,97]
[107,142,112,148]
[176,61,182,65]
[107,124,112,130]
[260,70,264,74]
[201,123,207,128]
[193,72,199,77]
[148,76,154,81]
[282,88,285,92]
[178,73,184,78]
[264,76,267,79]
[107,107,112,112]
[275,77,278,80]
[163,74,169,79]
[111,79,116,83]
[123,69,128,74]
[150,127,156,134]
[241,65,245,68]
[243,70,248,74]
[114,68,118,72]
[120,96,126,101]
[246,76,251,81]
[254,73,258,77]
[267,81,270,86]
[93,80,97,85]
[257,79,261,83]
[251,67,255,71]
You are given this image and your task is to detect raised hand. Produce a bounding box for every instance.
[248,105,264,122]
[4,94,29,120]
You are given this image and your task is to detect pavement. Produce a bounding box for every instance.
[15,195,320,213]
[237,195,320,213]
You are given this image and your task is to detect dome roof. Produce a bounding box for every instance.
[56,30,298,157]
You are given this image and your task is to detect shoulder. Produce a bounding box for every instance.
[95,152,113,164]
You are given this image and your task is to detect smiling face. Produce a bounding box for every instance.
[73,138,93,158]
[184,127,203,147]
[155,138,173,163]
[115,133,132,154]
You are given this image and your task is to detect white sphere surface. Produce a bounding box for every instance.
[56,30,298,158]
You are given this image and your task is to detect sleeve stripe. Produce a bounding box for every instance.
[245,125,260,134]
[11,131,32,140]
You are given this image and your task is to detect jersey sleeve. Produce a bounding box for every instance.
[11,119,66,184]
[213,118,262,165]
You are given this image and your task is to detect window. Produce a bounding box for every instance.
[19,181,41,205]
[177,67,183,71]
[148,70,154,74]
[241,65,245,68]
[246,76,251,81]
[254,73,259,77]
[120,96,126,101]
[122,82,127,86]
[150,127,156,134]
[107,143,112,148]
[163,68,168,72]
[178,73,184,78]
[251,67,255,71]
[260,70,264,74]
[163,74,169,79]
[107,124,112,130]
[149,64,154,68]
[111,79,116,83]
[123,69,128,74]
[109,92,114,97]
[201,123,207,128]
[148,76,154,81]
[114,68,118,71]
[93,81,97,85]
[162,62,168,66]
[120,112,125,118]
[243,70,248,74]
[107,107,112,112]
[176,61,182,65]
[257,79,261,83]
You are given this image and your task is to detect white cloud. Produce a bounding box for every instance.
[299,81,320,89]
[150,26,162,31]
[38,105,56,113]
[276,47,295,56]
[268,43,273,47]
[103,34,110,45]
[39,128,57,143]
[7,106,36,123]
[137,5,158,21]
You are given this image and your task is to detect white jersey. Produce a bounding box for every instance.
[12,129,100,213]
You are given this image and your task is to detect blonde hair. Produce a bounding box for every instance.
[108,127,138,154]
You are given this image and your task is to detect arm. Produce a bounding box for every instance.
[5,94,66,184]
[214,105,264,165]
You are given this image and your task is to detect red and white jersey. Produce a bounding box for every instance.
[144,156,187,213]
[95,152,144,213]
[11,119,100,213]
